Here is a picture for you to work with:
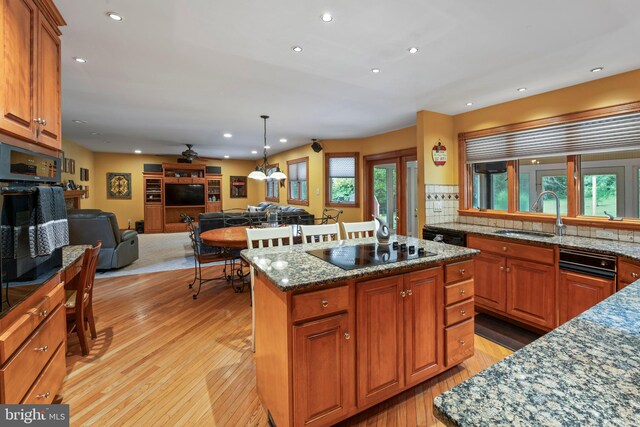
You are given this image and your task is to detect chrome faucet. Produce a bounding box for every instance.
[531,191,566,236]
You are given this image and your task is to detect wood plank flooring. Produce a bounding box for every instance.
[60,266,512,426]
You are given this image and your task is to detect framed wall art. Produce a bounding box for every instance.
[230,176,247,198]
[107,172,132,199]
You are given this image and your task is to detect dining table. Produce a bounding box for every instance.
[199,224,302,249]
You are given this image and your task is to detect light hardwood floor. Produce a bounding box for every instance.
[61,266,512,426]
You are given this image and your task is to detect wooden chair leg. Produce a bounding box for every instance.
[76,314,89,356]
[87,305,97,339]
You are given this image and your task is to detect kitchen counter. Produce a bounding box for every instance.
[426,222,640,262]
[241,235,479,291]
[433,279,640,426]
[63,244,90,269]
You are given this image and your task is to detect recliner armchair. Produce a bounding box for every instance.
[67,209,139,270]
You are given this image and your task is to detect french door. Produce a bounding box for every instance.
[364,149,418,236]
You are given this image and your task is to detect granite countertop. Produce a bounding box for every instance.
[62,244,91,269]
[426,222,640,262]
[434,280,640,426]
[241,236,479,291]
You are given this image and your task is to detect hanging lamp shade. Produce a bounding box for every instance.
[248,167,267,180]
[248,115,287,181]
[269,166,286,180]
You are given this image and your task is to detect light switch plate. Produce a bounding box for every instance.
[434,201,443,212]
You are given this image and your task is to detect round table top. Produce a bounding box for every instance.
[200,226,249,249]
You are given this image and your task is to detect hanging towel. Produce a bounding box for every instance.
[29,186,69,257]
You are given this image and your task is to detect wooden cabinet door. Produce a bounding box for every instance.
[0,0,38,141]
[473,253,506,311]
[403,268,442,386]
[293,313,353,427]
[36,13,61,149]
[506,259,555,329]
[559,271,614,324]
[356,275,404,407]
[144,205,163,233]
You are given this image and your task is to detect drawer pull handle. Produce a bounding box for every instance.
[632,272,639,279]
[344,332,351,340]
[34,345,49,352]
[460,310,466,316]
[500,266,505,271]
[407,289,413,296]
[502,246,507,251]
[400,291,406,298]
[37,392,50,399]
[459,339,465,345]
[459,268,465,275]
[40,309,48,317]
[321,300,329,308]
[459,289,466,295]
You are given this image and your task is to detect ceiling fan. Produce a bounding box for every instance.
[181,144,199,161]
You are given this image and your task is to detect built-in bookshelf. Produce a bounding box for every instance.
[207,176,222,212]
[144,178,162,204]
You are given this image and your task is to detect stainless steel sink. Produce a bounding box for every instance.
[493,229,555,238]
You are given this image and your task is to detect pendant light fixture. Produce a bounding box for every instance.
[248,115,287,181]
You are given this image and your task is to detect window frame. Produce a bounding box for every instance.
[324,152,360,208]
[264,163,279,202]
[287,157,309,206]
[458,101,640,230]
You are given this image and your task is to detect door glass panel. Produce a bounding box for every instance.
[373,163,397,232]
[405,160,418,237]
[471,161,507,211]
[518,172,530,212]
[583,174,617,217]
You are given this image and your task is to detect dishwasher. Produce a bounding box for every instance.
[558,248,616,322]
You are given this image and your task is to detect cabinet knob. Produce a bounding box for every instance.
[321,300,329,308]
[500,266,505,271]
[34,117,42,124]
[459,339,465,345]
[459,268,465,275]
[632,272,639,279]
[36,392,50,399]
[506,267,511,273]
[344,332,351,340]
[400,291,406,298]
[460,310,466,316]
[502,246,507,251]
[41,119,47,126]
[459,289,466,295]
[40,309,48,317]
[406,289,413,296]
[34,345,49,352]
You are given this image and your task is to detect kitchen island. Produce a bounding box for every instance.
[434,279,640,426]
[242,236,478,427]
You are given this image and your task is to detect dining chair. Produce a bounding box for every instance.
[65,241,102,356]
[342,220,377,239]
[314,208,343,225]
[300,223,341,244]
[246,226,294,352]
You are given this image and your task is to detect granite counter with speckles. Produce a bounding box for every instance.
[433,280,640,427]
[241,236,478,291]
[62,244,91,269]
[425,222,640,262]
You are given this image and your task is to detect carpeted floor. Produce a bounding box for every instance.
[97,232,222,278]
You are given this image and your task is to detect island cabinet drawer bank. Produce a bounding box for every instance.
[244,237,478,427]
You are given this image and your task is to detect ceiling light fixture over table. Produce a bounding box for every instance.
[248,115,287,181]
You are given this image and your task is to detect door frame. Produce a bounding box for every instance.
[364,148,417,236]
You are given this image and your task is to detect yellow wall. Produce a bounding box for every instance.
[60,138,96,209]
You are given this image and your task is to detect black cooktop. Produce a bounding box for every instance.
[307,243,436,271]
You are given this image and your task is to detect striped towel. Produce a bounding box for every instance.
[29,186,69,257]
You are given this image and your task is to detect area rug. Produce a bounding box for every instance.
[474,313,542,351]
[96,232,221,278]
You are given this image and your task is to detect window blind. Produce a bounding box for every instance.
[288,161,307,180]
[329,156,355,178]
[465,112,640,163]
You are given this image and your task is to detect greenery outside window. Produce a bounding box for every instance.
[471,161,508,211]
[265,165,279,202]
[325,153,359,207]
[517,156,568,215]
[287,157,309,206]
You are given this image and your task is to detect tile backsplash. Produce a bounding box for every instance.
[457,215,640,243]
[425,184,459,225]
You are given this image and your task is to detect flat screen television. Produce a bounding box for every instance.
[165,184,205,206]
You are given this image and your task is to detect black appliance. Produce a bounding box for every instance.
[307,243,436,271]
[0,143,61,183]
[559,248,616,279]
[165,184,205,206]
[423,226,467,247]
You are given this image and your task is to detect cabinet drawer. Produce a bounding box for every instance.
[21,342,65,404]
[0,282,64,364]
[445,260,474,284]
[445,319,474,366]
[292,286,349,322]
[618,259,640,285]
[444,279,474,306]
[468,235,554,265]
[445,299,475,326]
[0,306,65,403]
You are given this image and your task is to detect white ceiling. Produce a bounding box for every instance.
[56,0,640,159]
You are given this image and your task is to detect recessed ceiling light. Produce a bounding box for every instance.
[73,57,87,63]
[134,149,141,154]
[371,68,380,74]
[321,13,333,22]
[265,145,271,149]
[280,138,287,143]
[223,133,232,138]
[223,155,230,159]
[466,102,473,106]
[106,12,123,21]
[590,67,604,73]
[292,46,303,53]
[72,119,87,124]
[408,47,419,54]
[517,87,527,92]
[251,150,258,154]
[90,132,101,135]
